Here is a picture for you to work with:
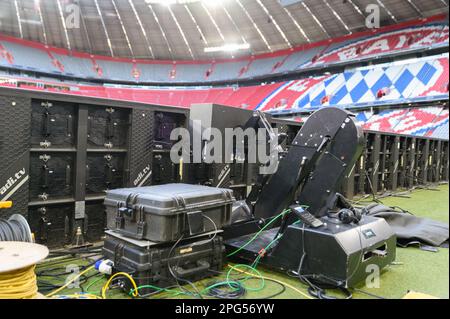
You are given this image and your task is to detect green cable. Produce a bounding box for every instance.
[85,275,105,295]
[251,234,283,268]
[131,281,243,298]
[122,208,303,299]
[124,268,265,299]
[128,284,186,297]
[200,280,243,294]
[226,264,265,292]
[127,267,265,299]
[250,213,304,268]
[226,209,291,258]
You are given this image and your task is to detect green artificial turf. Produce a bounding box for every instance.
[37,185,449,299]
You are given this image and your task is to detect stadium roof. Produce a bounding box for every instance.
[0,0,448,60]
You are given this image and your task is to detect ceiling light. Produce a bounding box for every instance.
[145,0,222,6]
[146,0,194,5]
[204,43,250,53]
[19,19,42,25]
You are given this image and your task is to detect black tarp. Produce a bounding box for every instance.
[361,203,449,247]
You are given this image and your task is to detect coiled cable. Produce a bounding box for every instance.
[0,265,38,299]
[0,214,33,242]
[0,242,48,299]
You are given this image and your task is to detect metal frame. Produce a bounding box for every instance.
[0,87,189,247]
[342,131,449,199]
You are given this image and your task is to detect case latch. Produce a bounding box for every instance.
[116,193,139,229]
[136,206,146,238]
[115,211,124,229]
[220,189,233,201]
[113,243,124,266]
[173,196,186,208]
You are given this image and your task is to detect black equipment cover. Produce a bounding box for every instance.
[362,203,449,247]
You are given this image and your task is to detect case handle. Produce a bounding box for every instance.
[106,114,114,140]
[105,162,114,188]
[67,116,73,137]
[172,260,210,278]
[42,164,50,189]
[65,165,72,187]
[87,116,92,137]
[38,208,50,242]
[42,111,51,138]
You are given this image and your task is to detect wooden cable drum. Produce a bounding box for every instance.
[0,241,49,299]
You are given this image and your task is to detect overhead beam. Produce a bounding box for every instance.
[128,0,154,59]
[168,5,195,59]
[376,0,398,23]
[36,0,48,45]
[111,0,135,58]
[235,0,272,52]
[256,0,292,48]
[301,1,331,38]
[147,4,174,59]
[56,0,72,51]
[281,4,311,43]
[93,0,115,56]
[184,4,209,45]
[13,0,23,38]
[322,0,352,34]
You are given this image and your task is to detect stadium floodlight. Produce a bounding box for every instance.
[204,43,250,53]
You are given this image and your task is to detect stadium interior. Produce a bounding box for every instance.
[0,0,448,302]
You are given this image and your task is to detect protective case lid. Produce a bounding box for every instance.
[104,183,233,216]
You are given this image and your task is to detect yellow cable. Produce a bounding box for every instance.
[227,264,313,299]
[101,272,138,299]
[0,266,38,299]
[45,265,95,298]
[54,293,102,299]
[179,158,183,180]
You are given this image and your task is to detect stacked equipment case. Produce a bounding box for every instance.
[102,183,233,292]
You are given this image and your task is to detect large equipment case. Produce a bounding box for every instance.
[105,184,233,242]
[103,230,225,293]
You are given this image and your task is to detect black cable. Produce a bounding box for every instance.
[36,256,100,277]
[296,223,355,300]
[36,252,101,270]
[36,256,103,296]
[48,246,103,256]
[79,273,103,293]
[307,286,352,300]
[203,272,286,299]
[37,281,62,291]
[37,272,94,292]
[251,278,286,299]
[204,281,246,299]
[364,171,382,203]
[353,288,386,299]
[167,234,203,299]
[135,285,182,299]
